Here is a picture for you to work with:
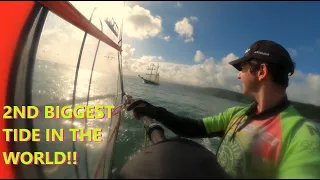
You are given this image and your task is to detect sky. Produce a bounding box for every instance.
[37,1,320,106]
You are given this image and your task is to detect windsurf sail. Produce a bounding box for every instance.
[0,1,125,179]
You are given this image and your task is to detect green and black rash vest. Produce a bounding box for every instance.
[153,97,320,179]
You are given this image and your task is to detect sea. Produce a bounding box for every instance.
[29,60,319,179]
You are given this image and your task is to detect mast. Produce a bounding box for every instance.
[95,1,125,179]
[155,63,159,83]
[146,63,156,81]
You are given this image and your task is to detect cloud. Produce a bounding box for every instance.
[287,73,320,106]
[194,50,205,63]
[190,16,199,23]
[124,5,162,40]
[287,48,297,57]
[137,56,163,63]
[122,44,136,60]
[174,16,198,43]
[164,36,171,41]
[122,43,320,106]
[290,69,305,82]
[68,2,162,40]
[176,2,182,8]
[221,53,238,65]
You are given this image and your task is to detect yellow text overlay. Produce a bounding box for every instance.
[2,128,103,142]
[2,152,78,165]
[2,105,115,119]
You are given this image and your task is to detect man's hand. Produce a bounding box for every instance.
[126,99,158,120]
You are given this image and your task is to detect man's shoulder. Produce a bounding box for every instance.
[279,104,318,136]
[205,106,248,119]
[293,120,320,141]
[279,103,306,122]
[224,106,249,115]
[280,104,320,146]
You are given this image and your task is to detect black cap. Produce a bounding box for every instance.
[229,40,294,73]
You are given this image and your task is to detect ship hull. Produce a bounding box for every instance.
[143,79,159,85]
[138,75,159,85]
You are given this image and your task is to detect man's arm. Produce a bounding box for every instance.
[202,106,245,137]
[155,106,245,138]
[154,107,208,138]
[276,122,320,179]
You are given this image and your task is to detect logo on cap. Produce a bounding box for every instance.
[245,48,250,54]
[254,51,269,56]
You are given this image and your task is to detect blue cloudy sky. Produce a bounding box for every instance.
[124,1,320,73]
[38,1,320,105]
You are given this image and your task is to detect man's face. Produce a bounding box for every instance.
[237,61,260,96]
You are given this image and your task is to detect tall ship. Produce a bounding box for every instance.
[138,63,160,85]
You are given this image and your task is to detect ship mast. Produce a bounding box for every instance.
[155,63,159,83]
[146,63,156,81]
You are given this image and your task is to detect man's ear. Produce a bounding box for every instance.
[258,64,268,81]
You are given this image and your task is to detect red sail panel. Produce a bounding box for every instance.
[0,1,36,179]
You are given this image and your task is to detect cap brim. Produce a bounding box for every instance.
[228,56,250,71]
